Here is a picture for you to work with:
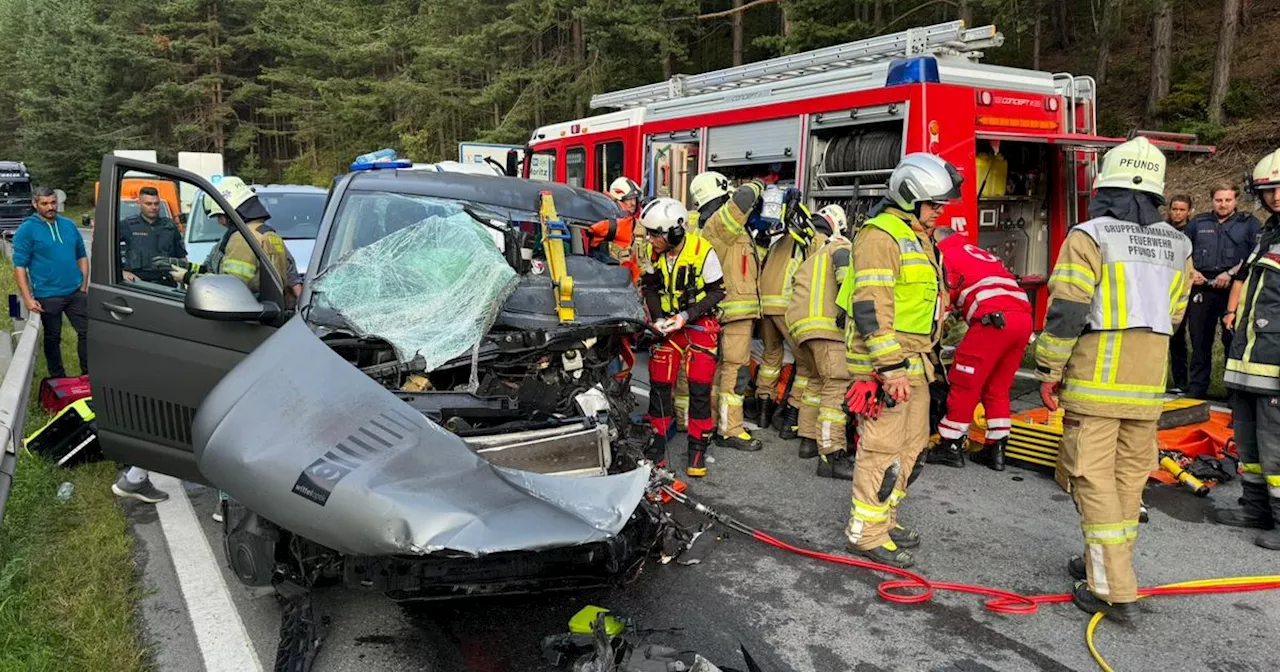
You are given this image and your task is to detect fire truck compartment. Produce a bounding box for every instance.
[704,118,799,185]
[973,139,1054,282]
[805,105,907,224]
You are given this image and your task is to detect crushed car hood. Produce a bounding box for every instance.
[192,316,649,557]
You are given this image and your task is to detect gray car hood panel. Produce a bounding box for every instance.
[193,316,648,557]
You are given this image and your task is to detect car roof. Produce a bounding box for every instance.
[342,169,622,223]
[252,184,327,195]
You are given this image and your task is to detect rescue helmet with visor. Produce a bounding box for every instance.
[888,153,963,212]
[640,197,689,249]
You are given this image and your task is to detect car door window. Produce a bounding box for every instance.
[112,173,284,303]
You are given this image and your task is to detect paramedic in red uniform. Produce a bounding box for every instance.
[924,227,1033,470]
[638,197,726,477]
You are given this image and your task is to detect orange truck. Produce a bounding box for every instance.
[91,177,185,233]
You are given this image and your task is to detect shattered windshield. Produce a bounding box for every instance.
[313,192,519,369]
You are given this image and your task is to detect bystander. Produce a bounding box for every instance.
[1184,183,1260,399]
[1166,194,1193,393]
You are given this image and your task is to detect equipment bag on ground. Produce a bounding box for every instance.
[24,398,100,467]
[38,375,91,414]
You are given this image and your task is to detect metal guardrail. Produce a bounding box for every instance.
[0,240,43,526]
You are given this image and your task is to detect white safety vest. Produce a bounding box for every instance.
[1073,216,1191,335]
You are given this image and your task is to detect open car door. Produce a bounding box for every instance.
[88,157,290,483]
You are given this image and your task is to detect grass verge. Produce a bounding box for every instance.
[0,250,146,672]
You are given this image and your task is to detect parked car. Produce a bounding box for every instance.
[184,183,327,275]
[89,155,659,601]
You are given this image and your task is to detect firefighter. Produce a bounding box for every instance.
[587,177,642,283]
[786,217,854,478]
[157,176,290,299]
[691,171,766,453]
[1035,137,1194,621]
[838,153,958,567]
[1217,148,1280,551]
[924,227,1033,470]
[638,197,725,477]
[755,197,839,448]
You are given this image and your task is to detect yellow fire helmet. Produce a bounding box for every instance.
[1094,136,1166,198]
[202,176,269,221]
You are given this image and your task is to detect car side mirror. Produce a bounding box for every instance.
[81,214,91,228]
[178,212,188,225]
[185,274,280,323]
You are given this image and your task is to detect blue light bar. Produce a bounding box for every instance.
[350,147,413,171]
[886,56,940,86]
[350,159,414,171]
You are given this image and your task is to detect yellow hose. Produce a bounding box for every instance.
[1086,575,1280,671]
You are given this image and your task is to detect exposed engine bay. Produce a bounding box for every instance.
[197,199,669,608]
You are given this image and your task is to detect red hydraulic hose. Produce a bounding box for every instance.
[661,485,1280,616]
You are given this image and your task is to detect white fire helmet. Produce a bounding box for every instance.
[690,171,731,210]
[1094,136,1166,199]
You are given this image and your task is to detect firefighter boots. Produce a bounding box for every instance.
[970,437,1007,471]
[816,449,855,480]
[889,524,920,549]
[1214,483,1276,530]
[1067,555,1086,581]
[645,434,668,468]
[777,404,801,439]
[1072,581,1137,623]
[715,432,763,452]
[925,437,966,468]
[755,397,777,431]
[797,437,819,459]
[686,438,709,478]
[846,540,914,568]
[1256,497,1280,550]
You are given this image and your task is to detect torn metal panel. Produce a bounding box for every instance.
[193,316,648,557]
[313,209,518,368]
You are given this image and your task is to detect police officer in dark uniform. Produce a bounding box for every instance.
[119,186,187,286]
[1184,182,1261,398]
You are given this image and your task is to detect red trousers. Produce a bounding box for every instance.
[647,316,720,441]
[938,311,1033,442]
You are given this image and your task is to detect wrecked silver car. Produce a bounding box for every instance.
[89,158,664,602]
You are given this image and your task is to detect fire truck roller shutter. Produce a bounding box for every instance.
[706,118,801,169]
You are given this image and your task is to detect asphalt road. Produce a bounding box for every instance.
[121,376,1280,672]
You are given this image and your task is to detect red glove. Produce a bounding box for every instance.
[1040,381,1061,412]
[845,380,882,419]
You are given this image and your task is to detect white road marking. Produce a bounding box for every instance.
[150,474,264,672]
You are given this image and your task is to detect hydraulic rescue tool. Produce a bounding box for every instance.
[1159,451,1210,497]
[539,190,576,323]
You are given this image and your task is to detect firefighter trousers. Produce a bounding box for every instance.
[1230,391,1280,518]
[796,339,849,455]
[716,319,754,438]
[1057,413,1157,604]
[846,379,930,551]
[938,311,1033,442]
[756,315,809,409]
[647,317,720,444]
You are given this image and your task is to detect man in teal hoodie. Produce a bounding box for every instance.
[13,186,89,379]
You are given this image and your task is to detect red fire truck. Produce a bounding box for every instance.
[522,21,1210,326]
